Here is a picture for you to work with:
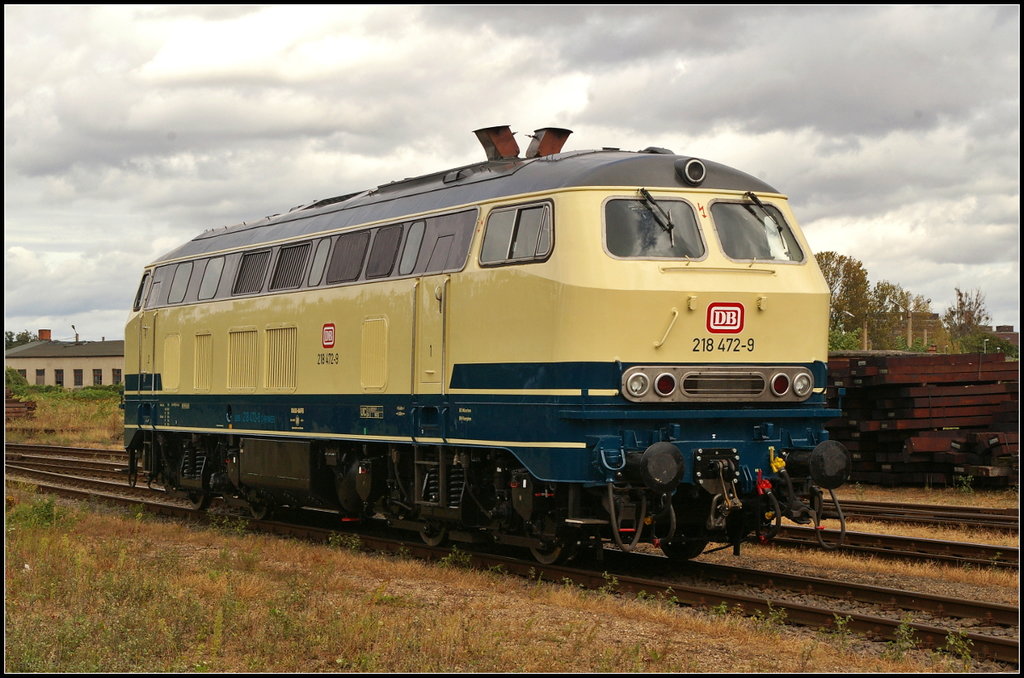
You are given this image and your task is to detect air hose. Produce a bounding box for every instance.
[606,483,647,552]
[810,488,847,550]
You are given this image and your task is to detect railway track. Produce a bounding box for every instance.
[823,498,1019,532]
[774,526,1018,569]
[4,464,1018,665]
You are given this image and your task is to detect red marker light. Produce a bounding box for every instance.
[771,373,790,396]
[654,373,677,397]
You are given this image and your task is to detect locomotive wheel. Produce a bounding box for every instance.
[419,523,447,547]
[249,500,272,521]
[187,491,210,511]
[660,539,708,561]
[529,541,574,565]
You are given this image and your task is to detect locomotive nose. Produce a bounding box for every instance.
[639,442,686,494]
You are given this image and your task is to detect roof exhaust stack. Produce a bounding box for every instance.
[474,125,520,161]
[525,127,573,158]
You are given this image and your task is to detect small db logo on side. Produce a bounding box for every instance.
[322,323,336,348]
[707,303,744,334]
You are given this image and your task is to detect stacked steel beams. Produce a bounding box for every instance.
[826,353,1019,487]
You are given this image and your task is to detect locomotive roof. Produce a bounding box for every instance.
[153,148,781,265]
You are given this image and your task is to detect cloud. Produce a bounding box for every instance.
[3,4,1019,342]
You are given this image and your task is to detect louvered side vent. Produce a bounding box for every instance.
[266,327,297,389]
[194,333,212,390]
[270,244,310,291]
[233,250,271,295]
[228,329,259,389]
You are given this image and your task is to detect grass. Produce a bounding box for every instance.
[835,482,1019,510]
[4,394,1017,671]
[3,483,992,674]
[5,383,123,450]
[4,385,123,449]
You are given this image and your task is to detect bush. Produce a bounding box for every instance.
[958,331,1019,359]
[6,366,30,395]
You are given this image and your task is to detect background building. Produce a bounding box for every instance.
[5,329,125,388]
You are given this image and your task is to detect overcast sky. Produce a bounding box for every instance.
[4,4,1020,343]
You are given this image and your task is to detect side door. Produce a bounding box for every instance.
[414,273,449,394]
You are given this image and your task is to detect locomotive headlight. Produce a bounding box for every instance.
[770,373,790,397]
[626,372,650,398]
[792,372,813,398]
[676,157,707,186]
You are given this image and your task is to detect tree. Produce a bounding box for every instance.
[5,330,38,350]
[942,287,991,349]
[959,331,1019,358]
[865,282,934,351]
[816,251,870,347]
[868,281,908,350]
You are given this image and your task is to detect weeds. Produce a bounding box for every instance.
[208,513,249,535]
[658,587,680,607]
[597,571,619,595]
[818,614,854,650]
[327,532,363,551]
[751,602,787,634]
[437,546,472,569]
[796,638,820,671]
[882,614,917,660]
[366,582,404,606]
[953,474,975,495]
[6,496,76,530]
[940,629,974,671]
[709,601,731,616]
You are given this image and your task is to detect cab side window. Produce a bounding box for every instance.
[480,203,552,265]
[132,272,151,311]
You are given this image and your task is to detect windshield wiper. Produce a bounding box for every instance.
[639,188,674,246]
[744,191,789,259]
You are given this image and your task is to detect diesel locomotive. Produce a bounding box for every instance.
[124,125,850,563]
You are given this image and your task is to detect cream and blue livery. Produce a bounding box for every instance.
[125,126,850,563]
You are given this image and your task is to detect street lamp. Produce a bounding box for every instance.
[841,310,868,350]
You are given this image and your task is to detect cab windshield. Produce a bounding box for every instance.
[711,201,803,262]
[605,198,704,259]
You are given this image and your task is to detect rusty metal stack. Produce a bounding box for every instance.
[826,352,1019,487]
[4,389,36,421]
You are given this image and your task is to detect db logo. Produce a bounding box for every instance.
[322,323,336,348]
[707,303,744,334]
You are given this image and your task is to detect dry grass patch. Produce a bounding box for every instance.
[5,485,1002,673]
[5,394,123,449]
[835,482,1018,510]
[700,541,1018,606]
[833,517,1019,548]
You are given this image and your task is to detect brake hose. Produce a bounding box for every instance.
[606,483,646,552]
[811,488,847,550]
